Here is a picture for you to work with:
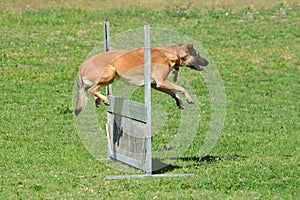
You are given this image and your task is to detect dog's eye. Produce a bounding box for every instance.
[189,49,197,56]
[182,55,188,60]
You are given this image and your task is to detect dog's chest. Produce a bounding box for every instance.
[118,73,155,87]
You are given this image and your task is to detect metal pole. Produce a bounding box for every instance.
[104,20,112,160]
[104,20,110,52]
[104,20,112,95]
[144,22,152,175]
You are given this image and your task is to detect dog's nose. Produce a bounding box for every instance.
[203,59,209,66]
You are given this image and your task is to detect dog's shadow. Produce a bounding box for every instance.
[152,155,246,174]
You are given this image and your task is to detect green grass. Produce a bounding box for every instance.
[1,2,300,199]
[2,0,299,12]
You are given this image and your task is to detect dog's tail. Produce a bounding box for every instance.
[74,72,86,116]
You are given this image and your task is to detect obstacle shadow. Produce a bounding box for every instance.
[179,154,247,163]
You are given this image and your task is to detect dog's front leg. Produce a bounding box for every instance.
[151,84,184,109]
[156,81,194,105]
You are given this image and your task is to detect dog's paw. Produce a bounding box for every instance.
[185,95,194,104]
[178,104,185,109]
[103,99,110,106]
[186,98,194,104]
[95,98,101,107]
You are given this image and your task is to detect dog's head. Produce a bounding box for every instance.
[177,44,209,71]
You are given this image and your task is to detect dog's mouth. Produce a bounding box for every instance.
[195,65,205,71]
[193,59,209,71]
[184,55,209,71]
[187,64,206,71]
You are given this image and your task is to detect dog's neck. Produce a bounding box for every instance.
[154,46,183,67]
[154,46,183,82]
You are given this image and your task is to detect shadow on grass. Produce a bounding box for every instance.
[180,154,246,163]
[152,155,247,174]
[152,158,181,174]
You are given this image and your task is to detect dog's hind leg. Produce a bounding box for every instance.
[95,98,101,108]
[151,84,184,109]
[88,65,116,107]
[87,85,110,106]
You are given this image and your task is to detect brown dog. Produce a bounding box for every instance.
[75,44,208,115]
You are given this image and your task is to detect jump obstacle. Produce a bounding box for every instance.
[103,21,193,179]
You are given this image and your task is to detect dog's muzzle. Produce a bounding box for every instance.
[194,59,209,71]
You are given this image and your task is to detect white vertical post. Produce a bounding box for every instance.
[104,20,112,95]
[144,22,152,175]
[104,20,112,160]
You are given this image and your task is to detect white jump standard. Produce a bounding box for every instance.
[104,21,193,179]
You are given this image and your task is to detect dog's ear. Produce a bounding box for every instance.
[186,44,193,49]
[177,44,195,58]
[176,44,189,58]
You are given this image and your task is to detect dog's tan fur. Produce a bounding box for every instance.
[75,44,208,115]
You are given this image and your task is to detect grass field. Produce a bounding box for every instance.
[1,1,300,199]
[2,0,300,12]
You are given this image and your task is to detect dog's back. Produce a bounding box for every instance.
[109,48,171,86]
[112,48,170,74]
